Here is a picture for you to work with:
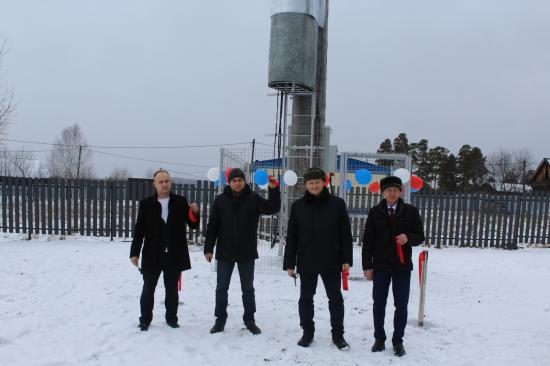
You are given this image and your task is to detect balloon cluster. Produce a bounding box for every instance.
[205,167,301,190]
[349,168,424,194]
[207,167,424,193]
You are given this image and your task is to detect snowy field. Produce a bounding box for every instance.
[1,236,549,366]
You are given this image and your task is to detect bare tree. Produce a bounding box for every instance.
[0,38,14,137]
[487,148,535,192]
[48,123,95,179]
[108,166,130,181]
[0,148,37,177]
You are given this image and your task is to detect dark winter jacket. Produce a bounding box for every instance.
[130,193,200,272]
[283,187,353,275]
[204,184,281,261]
[362,198,425,272]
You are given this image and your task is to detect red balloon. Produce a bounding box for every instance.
[225,168,232,183]
[369,181,380,193]
[411,175,424,190]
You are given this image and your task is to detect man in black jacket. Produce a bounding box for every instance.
[204,168,280,335]
[362,176,425,357]
[284,167,353,350]
[130,169,200,331]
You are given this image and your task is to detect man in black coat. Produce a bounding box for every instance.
[284,167,353,350]
[130,169,200,331]
[204,168,280,335]
[362,176,425,357]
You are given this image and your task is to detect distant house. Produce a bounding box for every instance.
[530,158,550,191]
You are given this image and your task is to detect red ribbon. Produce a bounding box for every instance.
[342,271,349,291]
[268,175,280,187]
[395,239,405,264]
[188,207,198,223]
[418,251,427,287]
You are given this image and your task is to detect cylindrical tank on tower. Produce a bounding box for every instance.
[268,0,326,92]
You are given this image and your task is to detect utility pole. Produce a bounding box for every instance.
[76,145,82,182]
[522,159,526,194]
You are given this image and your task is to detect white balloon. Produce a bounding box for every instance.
[259,183,269,190]
[393,168,411,184]
[283,170,298,186]
[206,167,220,182]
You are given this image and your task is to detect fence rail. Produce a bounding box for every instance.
[1,176,549,248]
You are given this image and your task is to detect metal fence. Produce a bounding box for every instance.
[1,176,549,275]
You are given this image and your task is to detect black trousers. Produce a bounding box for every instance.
[299,271,344,337]
[139,253,180,324]
[372,270,411,345]
[215,259,256,325]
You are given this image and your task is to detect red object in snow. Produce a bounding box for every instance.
[342,270,349,291]
[395,238,405,264]
[178,272,182,292]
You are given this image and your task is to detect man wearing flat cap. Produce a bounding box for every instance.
[205,168,280,335]
[284,167,353,350]
[362,175,425,357]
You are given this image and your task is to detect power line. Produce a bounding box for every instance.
[89,149,212,168]
[0,137,255,149]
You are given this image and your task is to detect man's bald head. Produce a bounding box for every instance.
[153,169,171,198]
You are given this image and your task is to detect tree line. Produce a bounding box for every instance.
[377,133,535,193]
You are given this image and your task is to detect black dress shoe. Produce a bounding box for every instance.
[297,330,314,347]
[371,339,385,352]
[167,321,180,328]
[245,322,262,335]
[210,320,225,334]
[332,336,350,350]
[138,322,150,331]
[393,343,406,357]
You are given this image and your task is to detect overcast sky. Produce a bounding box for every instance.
[1,0,549,178]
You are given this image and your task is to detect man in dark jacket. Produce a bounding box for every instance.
[362,176,425,357]
[284,167,353,350]
[204,168,280,335]
[130,169,200,331]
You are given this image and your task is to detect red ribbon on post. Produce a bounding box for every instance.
[418,251,427,287]
[342,271,349,291]
[178,272,182,292]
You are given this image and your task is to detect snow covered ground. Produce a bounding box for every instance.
[1,236,549,366]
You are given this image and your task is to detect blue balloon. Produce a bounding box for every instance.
[411,188,418,193]
[346,179,352,192]
[254,169,269,185]
[355,169,372,185]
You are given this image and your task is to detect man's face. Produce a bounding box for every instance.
[383,186,401,204]
[153,172,171,196]
[306,179,324,196]
[230,177,245,192]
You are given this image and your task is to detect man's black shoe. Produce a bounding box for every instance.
[371,339,385,352]
[209,320,225,334]
[245,322,262,335]
[394,343,406,357]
